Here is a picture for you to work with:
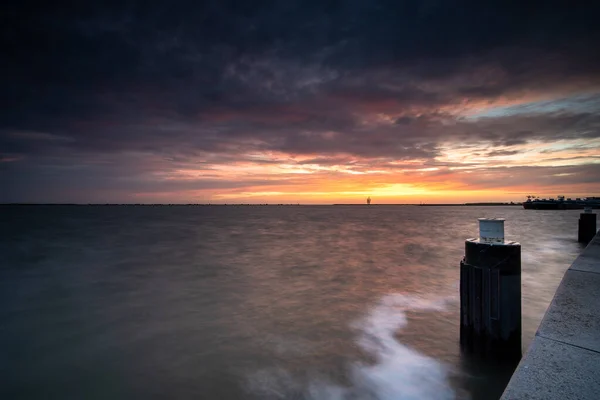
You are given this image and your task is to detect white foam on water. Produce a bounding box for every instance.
[349,294,455,400]
[246,293,456,400]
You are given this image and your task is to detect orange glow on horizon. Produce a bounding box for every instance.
[122,107,600,204]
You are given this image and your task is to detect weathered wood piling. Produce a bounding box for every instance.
[460,218,522,361]
[578,207,597,244]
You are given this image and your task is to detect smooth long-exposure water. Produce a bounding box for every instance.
[0,205,584,399]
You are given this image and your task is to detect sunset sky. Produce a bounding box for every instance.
[2,1,600,204]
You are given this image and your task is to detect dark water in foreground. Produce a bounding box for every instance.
[0,205,584,399]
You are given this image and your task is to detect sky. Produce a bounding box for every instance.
[2,1,600,204]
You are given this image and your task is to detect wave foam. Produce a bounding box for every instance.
[350,294,455,400]
[246,293,456,400]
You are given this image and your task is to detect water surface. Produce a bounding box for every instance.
[0,205,583,399]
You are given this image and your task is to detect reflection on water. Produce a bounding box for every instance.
[0,205,582,399]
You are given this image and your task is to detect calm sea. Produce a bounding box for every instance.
[0,205,584,399]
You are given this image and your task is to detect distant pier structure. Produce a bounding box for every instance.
[460,218,522,361]
[367,196,371,205]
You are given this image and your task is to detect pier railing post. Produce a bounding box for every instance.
[460,218,521,361]
[578,207,597,244]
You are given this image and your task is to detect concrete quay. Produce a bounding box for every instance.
[501,230,600,399]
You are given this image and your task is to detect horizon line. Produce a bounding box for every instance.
[0,202,523,206]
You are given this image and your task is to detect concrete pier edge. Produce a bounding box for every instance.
[500,229,600,399]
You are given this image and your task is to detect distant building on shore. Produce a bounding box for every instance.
[367,196,371,205]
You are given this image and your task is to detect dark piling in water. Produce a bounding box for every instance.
[578,208,597,244]
[460,218,522,361]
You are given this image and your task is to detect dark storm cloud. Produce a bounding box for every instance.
[2,0,600,200]
[454,110,600,143]
[485,150,520,157]
[455,164,600,190]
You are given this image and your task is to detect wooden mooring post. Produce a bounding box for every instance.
[460,218,521,361]
[578,207,597,244]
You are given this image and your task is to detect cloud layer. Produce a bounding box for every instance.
[2,1,600,202]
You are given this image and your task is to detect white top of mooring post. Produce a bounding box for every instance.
[478,218,505,244]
